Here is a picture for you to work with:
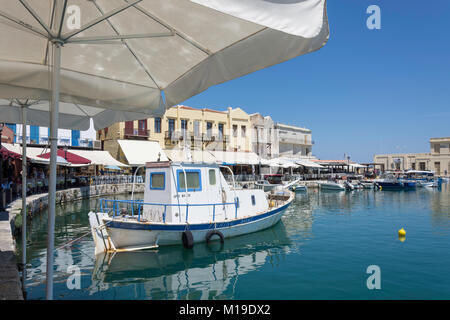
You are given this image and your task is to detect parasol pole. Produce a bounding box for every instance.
[20,105,27,292]
[46,41,61,300]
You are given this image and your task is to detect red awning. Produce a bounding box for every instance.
[1,146,21,160]
[37,149,91,165]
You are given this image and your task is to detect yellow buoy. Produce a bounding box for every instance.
[398,228,406,237]
[399,235,406,242]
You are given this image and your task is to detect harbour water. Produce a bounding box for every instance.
[18,184,450,300]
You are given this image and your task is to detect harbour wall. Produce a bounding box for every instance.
[0,182,144,300]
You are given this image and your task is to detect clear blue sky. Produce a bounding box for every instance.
[182,0,450,163]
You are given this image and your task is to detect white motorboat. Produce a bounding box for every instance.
[89,161,294,254]
[255,174,286,192]
[359,181,375,189]
[319,181,346,191]
[290,183,307,193]
[418,180,439,188]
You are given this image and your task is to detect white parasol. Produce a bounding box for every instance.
[0,0,329,299]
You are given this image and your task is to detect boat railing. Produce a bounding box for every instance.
[99,198,238,223]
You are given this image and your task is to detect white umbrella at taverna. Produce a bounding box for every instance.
[0,0,329,299]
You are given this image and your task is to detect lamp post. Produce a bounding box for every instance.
[0,123,4,211]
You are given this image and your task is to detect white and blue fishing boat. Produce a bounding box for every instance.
[89,161,294,255]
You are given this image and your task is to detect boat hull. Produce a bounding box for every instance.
[360,183,374,189]
[377,181,416,190]
[90,196,293,252]
[291,185,307,193]
[320,183,345,191]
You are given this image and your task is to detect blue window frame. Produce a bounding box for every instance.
[176,169,202,192]
[30,125,39,144]
[154,117,161,133]
[150,172,165,190]
[71,129,80,146]
[168,119,175,133]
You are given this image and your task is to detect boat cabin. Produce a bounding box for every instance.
[142,161,269,224]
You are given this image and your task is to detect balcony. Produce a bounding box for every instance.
[165,130,184,142]
[124,128,149,138]
[202,132,214,142]
[191,131,203,141]
[78,138,94,148]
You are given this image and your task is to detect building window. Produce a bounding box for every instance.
[154,117,161,133]
[218,123,224,138]
[168,119,175,134]
[181,119,188,131]
[206,122,213,137]
[233,125,238,137]
[419,162,426,171]
[138,119,146,130]
[194,121,200,137]
[435,162,441,175]
[434,144,440,154]
[177,169,202,192]
[150,172,165,190]
[241,125,246,137]
[209,169,216,185]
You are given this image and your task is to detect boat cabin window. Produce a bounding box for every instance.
[209,169,216,185]
[177,169,202,192]
[251,195,256,206]
[150,172,165,190]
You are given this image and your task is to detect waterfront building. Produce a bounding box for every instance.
[275,123,314,159]
[98,105,254,165]
[373,137,450,176]
[4,121,97,148]
[249,113,279,159]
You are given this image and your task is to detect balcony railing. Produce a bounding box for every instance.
[164,131,229,143]
[124,128,149,138]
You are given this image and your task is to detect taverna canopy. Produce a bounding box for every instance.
[31,155,71,167]
[37,149,91,165]
[2,143,128,167]
[118,140,168,166]
[0,145,21,160]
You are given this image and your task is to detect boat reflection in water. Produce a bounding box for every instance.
[89,222,292,299]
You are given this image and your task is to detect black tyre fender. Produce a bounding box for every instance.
[205,230,224,244]
[182,230,194,249]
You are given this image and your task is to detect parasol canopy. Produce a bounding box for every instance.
[0,0,329,113]
[0,0,329,300]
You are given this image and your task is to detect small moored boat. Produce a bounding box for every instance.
[290,184,307,193]
[319,181,346,191]
[89,161,294,254]
[359,181,375,189]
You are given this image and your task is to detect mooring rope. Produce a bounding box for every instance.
[54,230,93,251]
[54,221,112,251]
